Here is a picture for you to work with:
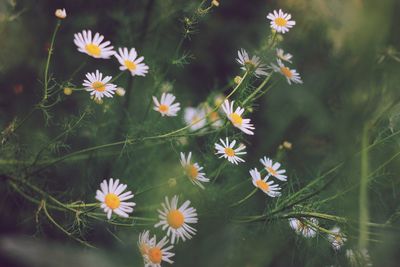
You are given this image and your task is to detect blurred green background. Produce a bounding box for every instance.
[1,0,400,266]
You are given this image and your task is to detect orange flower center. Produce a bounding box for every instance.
[167,209,185,229]
[186,164,198,179]
[92,81,106,92]
[256,180,270,191]
[104,193,120,209]
[124,60,137,71]
[266,167,278,176]
[148,247,162,264]
[275,17,287,27]
[209,111,219,122]
[280,66,293,78]
[85,43,101,57]
[159,104,169,113]
[230,113,243,126]
[224,147,235,157]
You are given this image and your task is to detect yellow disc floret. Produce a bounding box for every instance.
[167,209,185,229]
[105,193,120,209]
[85,43,101,57]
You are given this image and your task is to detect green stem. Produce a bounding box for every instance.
[43,20,61,101]
[230,188,258,207]
[359,125,370,249]
[242,73,272,106]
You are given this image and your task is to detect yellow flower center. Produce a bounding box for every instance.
[186,164,198,179]
[167,209,185,229]
[224,147,235,157]
[256,180,269,191]
[104,193,120,209]
[159,104,169,113]
[148,247,162,264]
[280,66,293,78]
[266,167,278,176]
[275,17,288,27]
[85,43,101,57]
[230,113,243,126]
[124,60,137,71]
[92,81,106,92]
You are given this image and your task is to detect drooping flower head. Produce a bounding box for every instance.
[215,138,246,164]
[328,226,347,250]
[260,157,287,181]
[95,178,136,219]
[154,195,198,244]
[289,217,319,238]
[271,59,303,85]
[153,93,181,117]
[267,9,296,34]
[250,168,281,197]
[184,107,207,132]
[114,47,149,77]
[236,49,269,77]
[82,70,117,100]
[276,48,293,63]
[222,100,255,135]
[180,152,209,189]
[74,30,115,59]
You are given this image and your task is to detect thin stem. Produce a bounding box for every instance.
[230,188,258,208]
[242,73,272,106]
[43,20,61,101]
[359,125,370,249]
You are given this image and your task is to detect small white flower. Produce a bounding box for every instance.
[346,249,372,267]
[184,107,207,131]
[289,217,318,238]
[141,232,175,267]
[276,48,293,63]
[250,168,281,197]
[215,138,246,164]
[204,104,223,129]
[95,178,136,219]
[55,8,66,19]
[328,226,347,250]
[260,157,287,181]
[115,87,126,97]
[155,195,198,244]
[82,70,117,100]
[267,9,296,34]
[222,100,255,135]
[152,93,181,117]
[74,30,115,59]
[236,49,269,77]
[114,47,149,77]
[271,59,303,85]
[180,152,209,189]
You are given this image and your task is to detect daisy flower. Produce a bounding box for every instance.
[204,104,223,129]
[154,195,198,244]
[74,30,115,59]
[289,217,319,238]
[215,138,246,164]
[222,100,255,135]
[276,48,293,63]
[250,168,281,197]
[138,230,152,258]
[139,231,174,267]
[328,226,347,250]
[95,178,136,219]
[236,49,269,77]
[152,93,181,117]
[184,107,207,131]
[114,47,149,77]
[266,9,296,34]
[55,8,66,19]
[260,157,287,181]
[271,59,303,85]
[180,152,209,189]
[82,70,117,100]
